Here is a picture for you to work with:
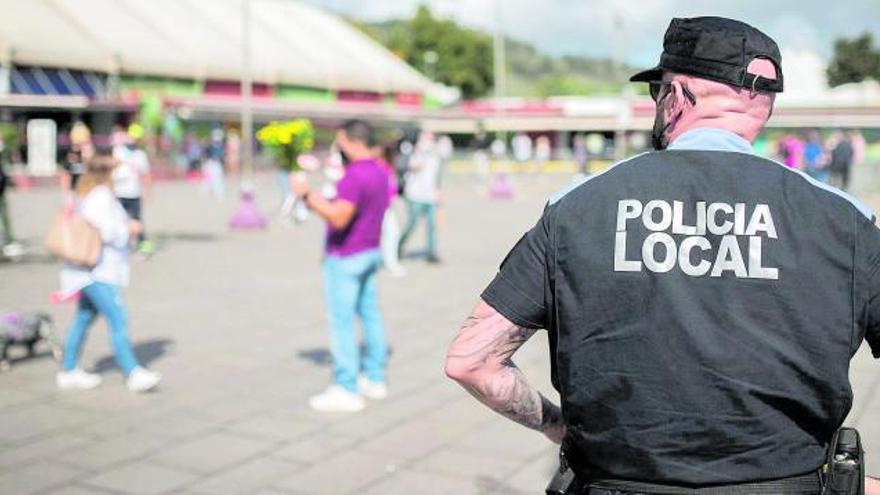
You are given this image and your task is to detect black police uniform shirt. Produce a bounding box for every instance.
[481,127,880,486]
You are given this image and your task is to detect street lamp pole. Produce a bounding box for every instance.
[488,0,515,198]
[241,0,253,176]
[492,0,507,150]
[492,0,506,105]
[229,0,267,230]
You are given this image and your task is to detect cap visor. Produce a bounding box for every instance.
[629,67,662,83]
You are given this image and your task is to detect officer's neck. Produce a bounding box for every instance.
[668,110,765,146]
[667,85,773,146]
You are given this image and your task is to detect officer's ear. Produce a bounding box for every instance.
[665,80,690,118]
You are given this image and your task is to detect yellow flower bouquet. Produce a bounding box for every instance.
[256,119,315,171]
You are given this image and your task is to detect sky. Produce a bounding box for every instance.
[303,0,880,68]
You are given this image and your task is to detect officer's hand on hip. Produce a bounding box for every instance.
[543,422,566,445]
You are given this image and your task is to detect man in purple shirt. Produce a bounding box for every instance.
[291,120,390,412]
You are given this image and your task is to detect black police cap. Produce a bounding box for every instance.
[631,16,784,93]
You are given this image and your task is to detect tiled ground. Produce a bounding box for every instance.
[1,165,878,494]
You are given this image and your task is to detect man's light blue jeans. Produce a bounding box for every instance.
[62,282,139,375]
[323,249,388,392]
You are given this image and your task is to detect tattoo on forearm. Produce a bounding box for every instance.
[447,302,563,434]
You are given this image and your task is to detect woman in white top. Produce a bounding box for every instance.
[56,151,161,392]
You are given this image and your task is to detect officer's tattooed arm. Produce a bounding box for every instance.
[445,299,565,443]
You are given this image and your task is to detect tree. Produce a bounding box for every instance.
[358,5,493,99]
[827,33,880,87]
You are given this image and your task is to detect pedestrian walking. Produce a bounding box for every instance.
[112,130,154,256]
[60,149,85,202]
[398,131,442,264]
[573,133,589,176]
[57,150,161,393]
[0,148,22,258]
[377,143,405,276]
[201,128,226,199]
[830,131,855,191]
[803,130,830,183]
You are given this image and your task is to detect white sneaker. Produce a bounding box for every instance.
[56,368,102,390]
[126,367,161,393]
[308,385,366,412]
[2,242,24,258]
[358,375,388,400]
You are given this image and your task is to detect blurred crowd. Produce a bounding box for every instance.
[774,129,865,190]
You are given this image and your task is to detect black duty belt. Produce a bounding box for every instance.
[587,472,821,495]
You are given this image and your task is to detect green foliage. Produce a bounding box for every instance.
[355,4,641,98]
[256,119,315,171]
[505,39,638,97]
[827,33,880,87]
[358,5,493,99]
[0,123,20,162]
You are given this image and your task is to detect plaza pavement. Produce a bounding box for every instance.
[0,166,878,494]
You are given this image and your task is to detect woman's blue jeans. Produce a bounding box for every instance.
[323,249,388,392]
[62,282,139,375]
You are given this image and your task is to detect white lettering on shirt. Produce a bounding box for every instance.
[614,199,779,280]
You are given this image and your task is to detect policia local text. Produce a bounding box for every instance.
[614,199,779,280]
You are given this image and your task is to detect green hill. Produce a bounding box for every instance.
[351,5,642,99]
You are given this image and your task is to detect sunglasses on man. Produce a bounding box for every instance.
[649,81,697,105]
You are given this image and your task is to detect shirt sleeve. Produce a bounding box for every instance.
[335,173,360,206]
[481,205,552,329]
[857,214,880,358]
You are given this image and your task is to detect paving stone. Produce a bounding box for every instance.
[0,432,95,469]
[224,412,323,441]
[0,460,82,494]
[71,403,182,439]
[360,469,480,495]
[85,460,197,495]
[322,411,404,439]
[358,415,473,460]
[185,457,301,494]
[249,489,300,495]
[0,388,50,410]
[46,484,117,495]
[456,420,555,461]
[270,434,357,464]
[134,410,226,440]
[490,448,559,494]
[151,431,274,474]
[62,431,168,469]
[0,404,96,444]
[274,450,391,494]
[412,447,522,479]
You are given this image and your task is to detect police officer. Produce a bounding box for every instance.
[445,16,880,494]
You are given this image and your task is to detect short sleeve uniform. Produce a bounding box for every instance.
[481,128,880,485]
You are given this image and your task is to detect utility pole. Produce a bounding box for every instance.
[241,0,253,176]
[492,0,506,104]
[229,0,267,229]
[492,0,507,149]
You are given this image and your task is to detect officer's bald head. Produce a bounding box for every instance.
[660,58,777,145]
